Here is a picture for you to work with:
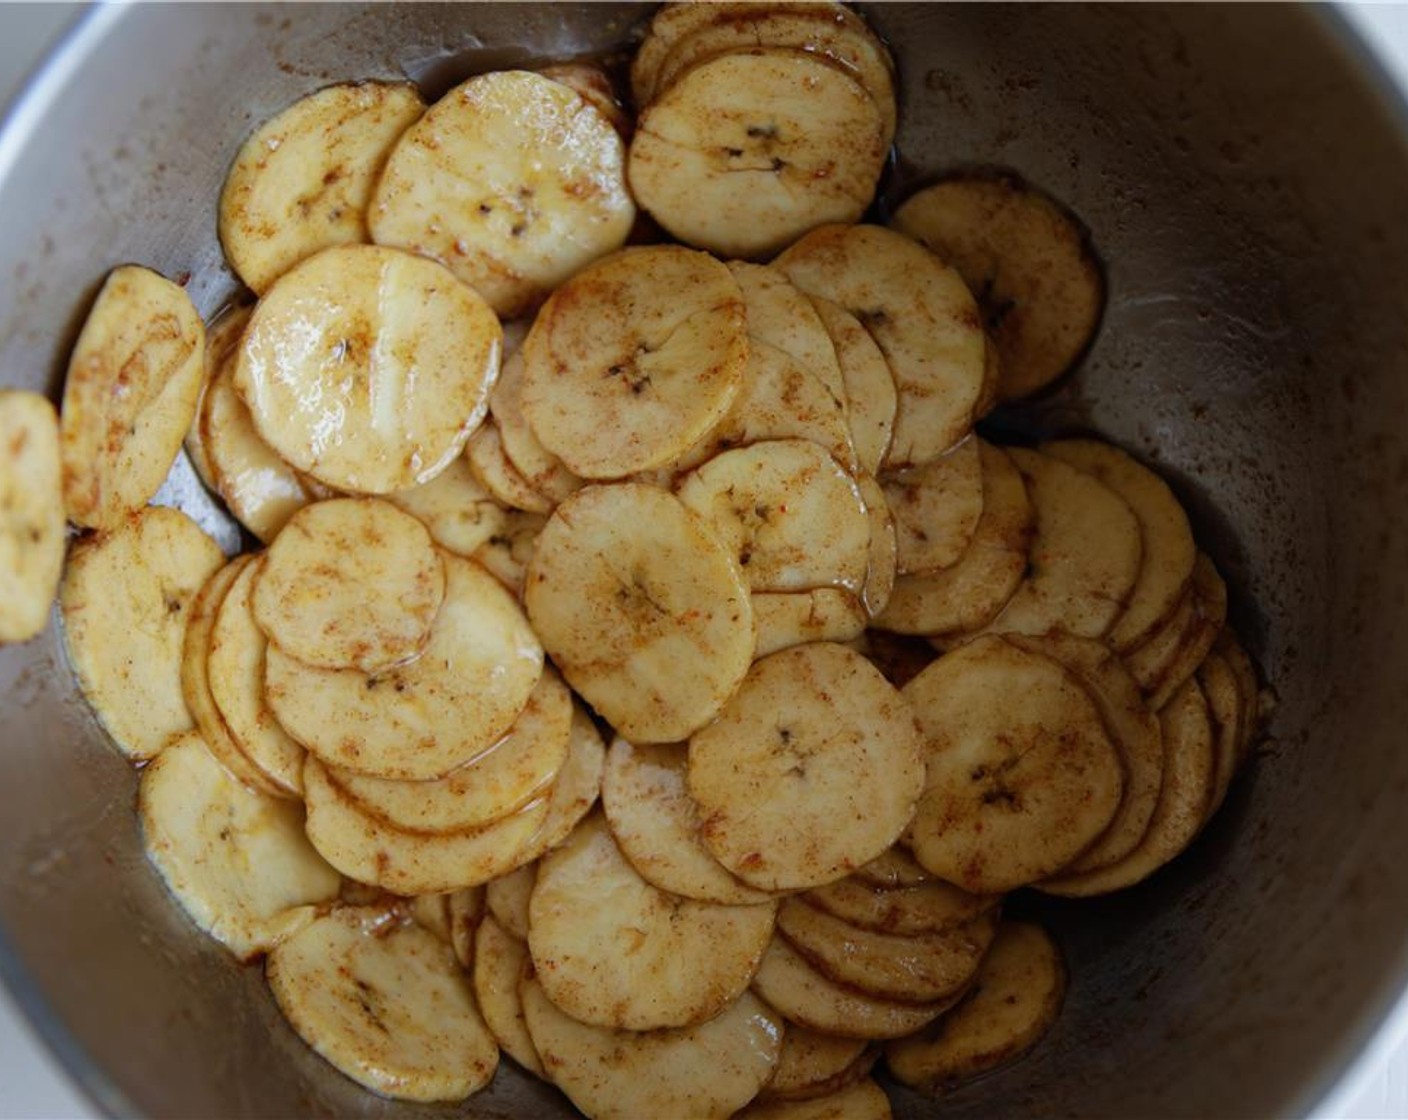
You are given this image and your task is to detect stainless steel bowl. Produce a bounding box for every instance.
[3,4,1408,1117]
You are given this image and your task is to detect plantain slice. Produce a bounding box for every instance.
[762,1026,872,1102]
[980,447,1142,640]
[809,296,896,478]
[369,69,634,319]
[729,262,846,408]
[903,635,1124,893]
[885,921,1066,1093]
[328,667,571,834]
[447,887,485,971]
[890,173,1104,401]
[522,979,783,1120]
[473,510,546,599]
[689,643,924,892]
[235,244,502,495]
[139,730,340,960]
[629,50,886,260]
[1040,676,1216,896]
[218,81,425,294]
[876,440,1033,637]
[774,225,986,469]
[1214,628,1262,768]
[465,421,554,516]
[472,915,546,1078]
[302,756,547,894]
[751,936,957,1040]
[854,847,934,890]
[1196,648,1244,821]
[266,907,498,1102]
[528,814,776,1031]
[60,265,206,529]
[525,483,754,743]
[386,453,508,558]
[485,863,537,942]
[1145,553,1228,711]
[266,553,543,781]
[804,875,998,939]
[539,61,631,140]
[0,390,64,642]
[1005,631,1164,875]
[514,703,608,865]
[777,898,998,1004]
[856,473,897,619]
[752,589,868,659]
[883,435,984,576]
[519,246,748,479]
[406,894,453,944]
[740,1078,892,1119]
[603,738,773,906]
[489,350,583,506]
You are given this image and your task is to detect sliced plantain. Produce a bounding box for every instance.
[856,473,897,619]
[266,907,498,1102]
[777,898,997,1004]
[1043,438,1195,651]
[1040,676,1216,896]
[1145,553,1227,711]
[751,936,957,1040]
[1197,648,1244,821]
[406,894,453,944]
[0,390,64,643]
[804,875,997,939]
[302,757,548,894]
[267,553,543,780]
[980,447,1142,640]
[369,69,634,319]
[729,262,845,408]
[891,173,1104,402]
[539,61,631,140]
[472,915,546,1077]
[525,483,753,743]
[140,730,339,961]
[489,350,583,505]
[630,50,886,260]
[519,245,748,479]
[514,703,608,865]
[688,642,924,892]
[219,81,425,294]
[465,421,554,516]
[741,1078,892,1120]
[677,439,870,594]
[854,848,933,890]
[809,296,896,478]
[473,510,546,599]
[885,921,1066,1093]
[485,863,537,942]
[763,1026,872,1102]
[752,589,868,659]
[903,635,1124,893]
[62,506,225,761]
[528,814,776,1030]
[329,666,571,834]
[775,225,986,468]
[1122,585,1195,693]
[522,979,783,1120]
[884,435,984,576]
[235,244,502,495]
[448,887,486,971]
[207,557,304,796]
[252,497,444,673]
[60,265,206,529]
[386,453,508,558]
[877,440,1034,636]
[603,738,773,906]
[1214,628,1262,768]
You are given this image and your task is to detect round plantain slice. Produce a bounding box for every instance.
[267,553,542,781]
[1123,584,1195,692]
[777,898,998,1004]
[60,265,206,529]
[1196,648,1244,821]
[774,225,986,469]
[855,847,934,890]
[369,69,634,319]
[809,296,896,478]
[485,863,537,942]
[804,876,998,938]
[522,979,784,1120]
[328,666,571,835]
[61,506,225,762]
[253,497,444,673]
[688,643,924,892]
[763,1026,872,1102]
[876,440,1034,637]
[447,887,485,971]
[266,907,499,1103]
[473,915,546,1078]
[302,757,548,894]
[890,174,1104,402]
[464,421,554,516]
[519,246,747,479]
[1005,631,1163,875]
[751,936,957,1040]
[741,1078,892,1120]
[207,557,304,796]
[629,50,886,261]
[1145,553,1228,712]
[981,447,1142,640]
[489,350,583,505]
[140,731,340,960]
[1042,439,1195,652]
[387,453,508,558]
[885,921,1066,1093]
[1039,676,1216,897]
[525,483,754,743]
[752,589,868,659]
[472,510,546,600]
[603,738,774,906]
[539,61,631,141]
[857,473,897,619]
[235,244,502,495]
[884,435,984,576]
[528,814,777,1031]
[1214,628,1262,767]
[0,390,64,643]
[677,440,870,594]
[514,703,608,865]
[219,81,425,294]
[729,262,846,408]
[903,635,1124,893]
